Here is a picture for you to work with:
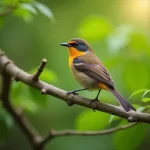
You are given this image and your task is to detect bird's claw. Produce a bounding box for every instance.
[90,99,100,112]
[66,91,78,95]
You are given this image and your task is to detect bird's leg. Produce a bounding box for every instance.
[66,88,88,95]
[90,90,101,111]
[94,89,101,100]
[66,88,88,106]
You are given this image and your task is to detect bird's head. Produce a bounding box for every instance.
[60,38,93,58]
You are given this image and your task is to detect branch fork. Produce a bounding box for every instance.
[32,58,47,81]
[0,49,150,150]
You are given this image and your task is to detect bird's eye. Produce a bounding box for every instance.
[75,43,79,46]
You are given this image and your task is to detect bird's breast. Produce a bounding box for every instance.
[70,64,98,89]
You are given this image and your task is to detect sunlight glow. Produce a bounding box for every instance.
[119,0,150,28]
[125,0,150,17]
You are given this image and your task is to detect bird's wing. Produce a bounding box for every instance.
[73,59,114,88]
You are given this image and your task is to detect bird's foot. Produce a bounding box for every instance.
[90,99,100,112]
[66,90,78,95]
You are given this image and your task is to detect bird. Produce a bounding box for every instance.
[60,38,136,112]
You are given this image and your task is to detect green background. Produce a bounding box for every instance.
[0,0,150,149]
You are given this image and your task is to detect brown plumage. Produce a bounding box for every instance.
[74,52,114,88]
[60,38,136,112]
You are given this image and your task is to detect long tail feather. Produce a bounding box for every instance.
[108,88,136,112]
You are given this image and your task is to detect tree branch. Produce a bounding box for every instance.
[0,49,150,149]
[0,49,150,124]
[0,64,43,149]
[40,122,137,146]
[32,58,47,81]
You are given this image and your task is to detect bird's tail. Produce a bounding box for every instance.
[108,88,136,112]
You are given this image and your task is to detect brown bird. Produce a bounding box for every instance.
[60,38,136,112]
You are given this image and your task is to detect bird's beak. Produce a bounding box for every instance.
[60,42,71,47]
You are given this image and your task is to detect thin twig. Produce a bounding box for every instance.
[40,122,137,146]
[32,58,47,81]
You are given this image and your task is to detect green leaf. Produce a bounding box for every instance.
[33,2,54,21]
[13,7,34,23]
[28,68,57,109]
[12,86,40,113]
[77,15,113,41]
[19,3,37,15]
[11,68,57,113]
[129,89,149,100]
[39,68,57,83]
[109,115,121,123]
[0,108,13,140]
[28,87,48,108]
[137,106,145,112]
[11,83,40,113]
[75,110,110,131]
[141,90,150,103]
[11,82,24,99]
[15,97,39,113]
[141,90,150,99]
[30,68,57,83]
[142,98,150,103]
[130,104,145,112]
[114,121,147,150]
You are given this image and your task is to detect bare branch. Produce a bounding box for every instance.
[0,65,42,149]
[0,49,150,124]
[40,122,137,146]
[32,58,47,81]
[1,49,150,150]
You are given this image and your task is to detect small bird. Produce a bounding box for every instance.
[60,38,136,112]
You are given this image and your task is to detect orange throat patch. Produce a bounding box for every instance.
[68,47,85,68]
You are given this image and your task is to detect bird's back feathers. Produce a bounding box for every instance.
[73,53,114,88]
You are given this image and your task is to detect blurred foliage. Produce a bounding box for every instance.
[0,0,54,23]
[11,68,57,112]
[76,110,110,131]
[113,121,147,150]
[0,0,150,150]
[0,108,13,140]
[77,15,113,41]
